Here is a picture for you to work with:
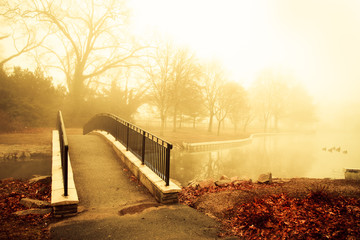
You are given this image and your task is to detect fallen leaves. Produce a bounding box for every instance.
[0,178,53,240]
[223,193,360,239]
[179,181,257,207]
[179,181,360,239]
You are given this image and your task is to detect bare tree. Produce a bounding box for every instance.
[145,40,201,133]
[169,47,200,132]
[239,100,255,133]
[145,42,174,135]
[0,3,49,70]
[20,0,145,107]
[286,83,317,129]
[214,82,244,136]
[201,61,226,132]
[228,84,247,134]
[251,70,271,132]
[180,82,205,128]
[106,68,148,121]
[251,69,290,132]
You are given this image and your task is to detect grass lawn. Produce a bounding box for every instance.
[139,126,251,145]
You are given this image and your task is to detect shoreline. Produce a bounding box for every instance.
[182,131,315,151]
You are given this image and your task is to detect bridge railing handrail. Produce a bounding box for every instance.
[83,113,173,186]
[57,110,69,196]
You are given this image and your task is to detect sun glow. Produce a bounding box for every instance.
[128,0,283,85]
[128,0,360,104]
[5,0,360,105]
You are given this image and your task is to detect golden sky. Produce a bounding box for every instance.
[129,0,360,104]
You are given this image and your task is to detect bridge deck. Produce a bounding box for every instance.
[51,133,219,240]
[67,134,156,210]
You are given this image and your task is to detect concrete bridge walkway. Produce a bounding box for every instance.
[50,133,221,240]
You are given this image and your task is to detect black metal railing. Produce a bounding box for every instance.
[83,113,173,186]
[57,110,69,196]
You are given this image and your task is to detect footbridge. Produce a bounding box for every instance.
[51,112,181,217]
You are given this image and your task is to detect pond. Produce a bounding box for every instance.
[170,132,360,186]
[0,154,51,179]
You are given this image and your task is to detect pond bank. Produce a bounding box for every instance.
[0,144,50,162]
[182,132,307,152]
[0,129,53,179]
[0,142,51,180]
[179,178,360,239]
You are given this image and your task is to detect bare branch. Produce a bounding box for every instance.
[0,19,50,69]
[83,46,148,79]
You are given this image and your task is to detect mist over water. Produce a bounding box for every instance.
[0,155,51,179]
[171,132,360,186]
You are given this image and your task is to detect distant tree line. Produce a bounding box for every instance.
[0,0,317,134]
[144,43,316,135]
[0,67,64,132]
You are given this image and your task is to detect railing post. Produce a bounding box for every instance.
[141,131,145,165]
[165,144,172,186]
[126,123,129,151]
[115,124,118,141]
[57,110,69,196]
[63,145,68,196]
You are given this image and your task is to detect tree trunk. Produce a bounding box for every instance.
[217,120,221,136]
[242,118,249,133]
[243,124,247,133]
[173,106,177,132]
[208,111,214,132]
[179,113,182,129]
[160,112,166,136]
[70,69,85,118]
[264,118,268,132]
[274,115,279,132]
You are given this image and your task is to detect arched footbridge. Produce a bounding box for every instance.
[51,112,181,217]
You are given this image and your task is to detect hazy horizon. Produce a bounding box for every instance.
[130,0,360,131]
[2,0,360,132]
[129,0,360,105]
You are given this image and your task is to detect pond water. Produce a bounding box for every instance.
[170,132,360,186]
[0,155,51,179]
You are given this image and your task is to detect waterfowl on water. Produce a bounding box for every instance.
[323,146,347,153]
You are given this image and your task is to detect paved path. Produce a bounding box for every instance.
[50,134,221,240]
[66,134,154,210]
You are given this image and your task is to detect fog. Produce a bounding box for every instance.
[2,0,360,134]
[129,0,360,132]
[1,0,360,183]
[172,133,358,185]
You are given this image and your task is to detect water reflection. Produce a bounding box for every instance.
[171,133,359,186]
[0,155,51,179]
